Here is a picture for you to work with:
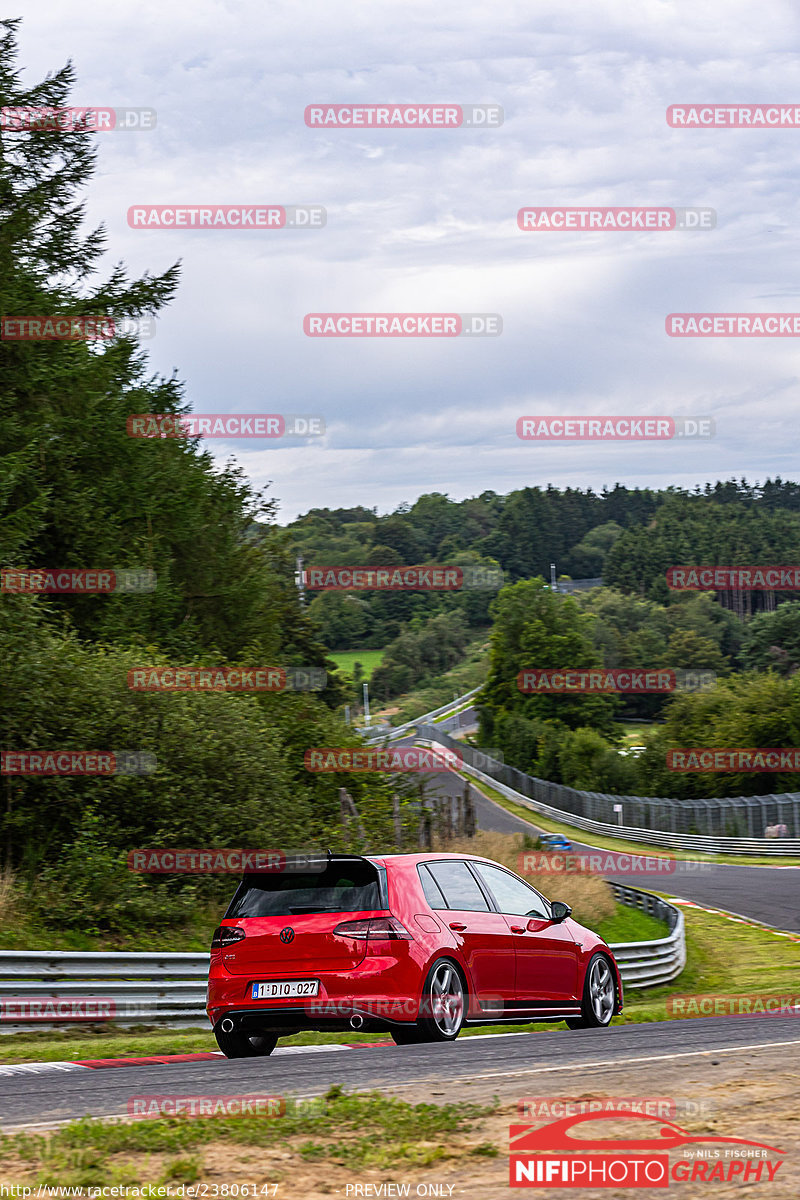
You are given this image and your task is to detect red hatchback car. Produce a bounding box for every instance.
[207,851,623,1057]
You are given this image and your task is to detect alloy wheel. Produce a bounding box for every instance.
[429,961,464,1036]
[589,957,615,1025]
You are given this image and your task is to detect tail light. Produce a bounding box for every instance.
[333,917,412,942]
[211,925,246,949]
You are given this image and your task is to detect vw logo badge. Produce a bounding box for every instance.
[279,927,295,944]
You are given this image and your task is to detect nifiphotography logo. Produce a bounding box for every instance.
[509,1111,785,1187]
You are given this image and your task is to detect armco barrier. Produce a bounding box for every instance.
[607,886,685,987]
[0,951,209,1031]
[0,892,684,1030]
[416,725,800,854]
[360,687,481,744]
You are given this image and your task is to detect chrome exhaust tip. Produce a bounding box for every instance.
[350,1014,364,1030]
[220,1017,235,1033]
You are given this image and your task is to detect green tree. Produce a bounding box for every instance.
[371,611,470,702]
[478,578,618,770]
[740,601,800,675]
[556,727,638,792]
[0,18,335,672]
[636,672,800,799]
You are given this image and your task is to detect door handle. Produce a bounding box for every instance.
[510,925,525,933]
[448,922,467,931]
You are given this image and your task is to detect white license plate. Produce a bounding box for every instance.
[251,979,319,999]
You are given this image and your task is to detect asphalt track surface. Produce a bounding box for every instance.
[1,714,796,1131]
[2,1019,800,1129]
[421,744,800,933]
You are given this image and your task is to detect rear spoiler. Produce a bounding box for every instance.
[239,851,372,882]
[230,854,389,914]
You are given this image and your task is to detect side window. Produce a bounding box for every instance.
[417,864,448,910]
[427,861,491,912]
[472,863,550,919]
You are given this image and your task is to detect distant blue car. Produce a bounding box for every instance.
[540,833,573,851]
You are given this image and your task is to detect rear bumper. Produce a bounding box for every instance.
[207,953,426,1030]
[213,1005,418,1035]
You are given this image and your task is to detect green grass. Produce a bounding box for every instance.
[2,904,797,1186]
[432,698,476,723]
[328,649,385,678]
[0,903,661,1068]
[0,1088,498,1185]
[614,721,657,747]
[460,772,800,868]
[594,906,670,943]
[0,906,797,1067]
[618,901,800,1023]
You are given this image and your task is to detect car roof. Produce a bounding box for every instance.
[367,851,500,867]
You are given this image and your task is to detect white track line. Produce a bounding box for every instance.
[5,1037,800,1132]
[374,1037,800,1090]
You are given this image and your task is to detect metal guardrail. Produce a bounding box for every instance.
[0,951,209,1030]
[608,886,686,987]
[0,890,684,1030]
[419,726,800,853]
[360,686,481,744]
[555,577,604,594]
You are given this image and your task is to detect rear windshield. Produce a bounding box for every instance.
[225,860,384,918]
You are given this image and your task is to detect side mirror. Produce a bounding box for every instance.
[549,900,572,924]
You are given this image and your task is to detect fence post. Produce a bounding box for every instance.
[419,805,432,850]
[339,788,366,846]
[339,788,351,845]
[464,781,476,837]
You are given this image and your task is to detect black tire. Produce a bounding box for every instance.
[214,1026,279,1058]
[566,953,616,1029]
[392,958,467,1044]
[390,1026,426,1045]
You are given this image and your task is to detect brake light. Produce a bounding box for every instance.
[332,917,412,942]
[211,925,246,949]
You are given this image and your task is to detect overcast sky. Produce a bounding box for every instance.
[13,0,800,521]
